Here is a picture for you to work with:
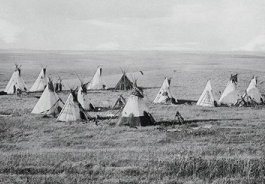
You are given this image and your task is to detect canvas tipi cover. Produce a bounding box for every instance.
[113,95,126,109]
[117,86,155,127]
[4,65,27,94]
[31,80,63,115]
[197,80,215,107]
[30,68,48,92]
[246,76,263,104]
[218,74,240,106]
[77,85,94,111]
[153,77,177,104]
[87,67,106,90]
[57,91,88,122]
[114,72,133,90]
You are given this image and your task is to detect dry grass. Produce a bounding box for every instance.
[1,51,265,183]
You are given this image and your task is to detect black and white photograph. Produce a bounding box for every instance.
[0,0,265,183]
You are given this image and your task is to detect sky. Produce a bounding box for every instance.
[0,0,265,51]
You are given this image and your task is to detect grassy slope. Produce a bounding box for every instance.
[1,51,265,183]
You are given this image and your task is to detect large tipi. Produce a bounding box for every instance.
[5,65,27,94]
[197,80,215,107]
[57,90,88,122]
[117,84,155,127]
[77,83,94,111]
[114,72,133,90]
[31,79,63,116]
[87,67,106,90]
[30,68,48,92]
[218,74,240,106]
[245,76,263,104]
[153,77,177,104]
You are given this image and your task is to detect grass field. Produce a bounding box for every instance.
[1,51,265,183]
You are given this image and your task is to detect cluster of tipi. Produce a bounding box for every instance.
[2,65,264,126]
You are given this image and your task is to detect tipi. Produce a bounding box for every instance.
[117,84,155,127]
[29,67,48,92]
[197,80,215,107]
[114,72,133,90]
[218,74,240,106]
[5,65,27,94]
[57,90,88,122]
[245,76,263,104]
[31,79,63,116]
[87,67,106,90]
[77,83,95,111]
[113,95,126,109]
[153,77,177,104]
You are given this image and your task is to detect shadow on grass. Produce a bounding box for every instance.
[176,99,197,105]
[157,118,242,126]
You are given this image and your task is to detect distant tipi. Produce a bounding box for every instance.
[30,67,48,92]
[113,95,126,109]
[218,74,240,106]
[245,76,263,104]
[31,79,63,116]
[5,65,27,94]
[87,67,106,90]
[197,80,215,107]
[57,90,88,122]
[114,72,133,90]
[77,83,94,111]
[153,77,177,104]
[117,83,155,127]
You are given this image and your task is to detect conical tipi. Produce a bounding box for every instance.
[77,84,94,111]
[57,90,88,122]
[113,95,126,109]
[117,84,155,127]
[30,68,48,92]
[245,76,263,104]
[197,80,215,107]
[114,72,133,90]
[4,65,27,94]
[153,77,177,104]
[31,79,63,116]
[219,74,240,106]
[87,67,106,90]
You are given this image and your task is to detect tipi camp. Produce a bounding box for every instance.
[30,67,48,92]
[153,77,177,104]
[218,74,240,106]
[196,80,215,107]
[87,67,106,90]
[245,76,263,104]
[57,90,88,122]
[117,84,155,127]
[77,83,95,111]
[5,65,27,94]
[31,79,63,116]
[114,72,133,90]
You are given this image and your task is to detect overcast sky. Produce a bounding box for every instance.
[0,0,264,51]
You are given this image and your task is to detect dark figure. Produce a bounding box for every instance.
[175,111,185,124]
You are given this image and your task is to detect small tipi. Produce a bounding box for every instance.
[218,74,240,106]
[77,83,95,111]
[245,76,263,104]
[114,72,133,90]
[153,77,177,104]
[57,90,88,122]
[113,95,126,109]
[5,65,27,94]
[117,84,155,127]
[87,67,106,90]
[197,80,215,107]
[31,79,63,116]
[30,67,48,92]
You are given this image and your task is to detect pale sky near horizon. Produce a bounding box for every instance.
[0,0,265,51]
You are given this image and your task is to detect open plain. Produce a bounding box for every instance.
[1,50,265,183]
